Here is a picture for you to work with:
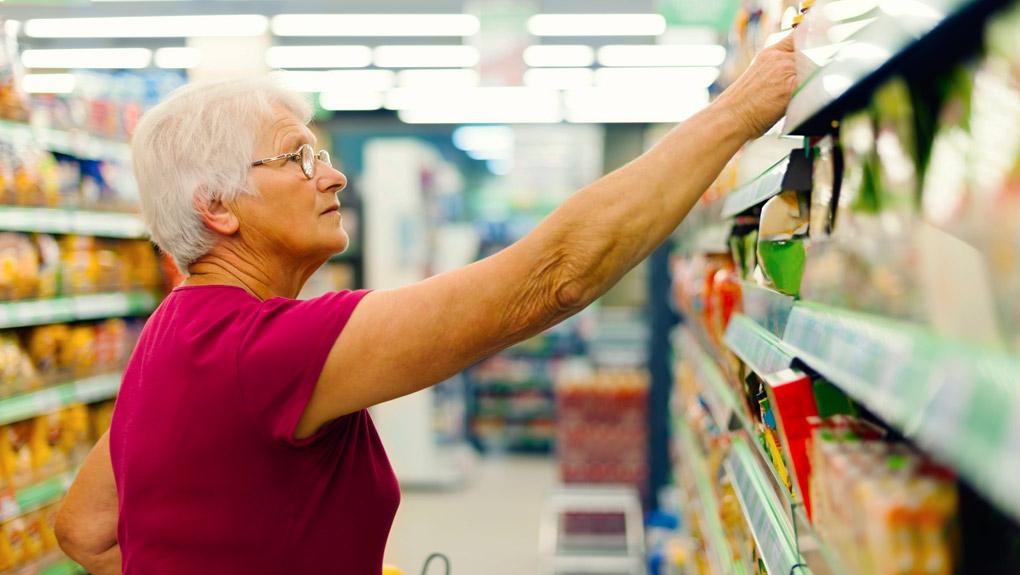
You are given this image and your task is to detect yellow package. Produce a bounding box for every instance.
[37,504,58,551]
[61,325,96,377]
[33,234,61,299]
[26,324,70,382]
[90,401,115,440]
[3,517,34,567]
[30,412,67,480]
[0,521,14,572]
[60,404,91,467]
[21,513,44,560]
[0,422,35,489]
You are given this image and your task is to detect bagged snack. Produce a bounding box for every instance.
[30,412,67,480]
[61,325,97,377]
[0,421,34,489]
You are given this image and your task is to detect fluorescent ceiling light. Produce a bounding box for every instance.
[272,14,479,37]
[397,68,479,87]
[597,44,726,67]
[486,159,513,176]
[395,87,561,124]
[523,68,593,90]
[374,45,479,68]
[452,125,514,153]
[594,67,719,89]
[266,46,373,69]
[522,45,595,67]
[564,86,708,123]
[154,47,201,69]
[24,15,268,38]
[21,73,75,94]
[319,91,384,111]
[272,69,395,93]
[22,48,152,69]
[527,14,666,37]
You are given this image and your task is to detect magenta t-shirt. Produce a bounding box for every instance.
[109,285,400,574]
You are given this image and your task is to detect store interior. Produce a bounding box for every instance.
[0,0,1016,573]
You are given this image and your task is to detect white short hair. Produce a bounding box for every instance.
[132,77,312,271]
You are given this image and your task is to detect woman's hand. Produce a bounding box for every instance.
[56,432,122,575]
[715,32,799,139]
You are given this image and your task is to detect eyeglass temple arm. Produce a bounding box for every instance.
[251,151,298,167]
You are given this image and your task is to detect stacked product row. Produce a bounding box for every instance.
[0,399,115,573]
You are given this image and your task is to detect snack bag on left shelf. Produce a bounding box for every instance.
[2,516,35,568]
[61,325,97,378]
[60,403,91,466]
[0,333,39,397]
[26,323,70,384]
[0,421,35,489]
[90,400,115,440]
[30,411,67,480]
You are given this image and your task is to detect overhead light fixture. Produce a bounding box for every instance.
[272,69,395,93]
[397,69,480,88]
[523,68,594,90]
[395,87,561,124]
[564,86,709,123]
[24,15,268,38]
[154,47,202,69]
[594,67,719,89]
[271,14,480,37]
[266,46,373,69]
[522,45,595,67]
[374,45,479,68]
[527,14,666,37]
[319,91,384,111]
[486,159,513,175]
[21,73,75,94]
[452,125,514,154]
[597,44,727,67]
[22,48,152,69]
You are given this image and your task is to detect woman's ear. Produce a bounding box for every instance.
[193,192,240,236]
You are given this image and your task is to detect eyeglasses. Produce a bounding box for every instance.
[251,143,332,180]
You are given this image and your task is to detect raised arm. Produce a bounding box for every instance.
[296,34,797,437]
[56,432,122,575]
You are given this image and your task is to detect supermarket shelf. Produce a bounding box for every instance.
[0,372,121,427]
[724,314,796,378]
[721,156,790,218]
[0,206,147,239]
[676,327,743,431]
[782,301,1020,523]
[0,470,75,523]
[0,119,131,163]
[0,291,158,329]
[739,281,795,338]
[787,0,1011,135]
[39,559,86,575]
[675,416,746,575]
[725,437,809,575]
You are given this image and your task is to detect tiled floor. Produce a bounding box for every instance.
[385,455,558,575]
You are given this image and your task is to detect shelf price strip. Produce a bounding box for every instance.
[676,416,742,575]
[721,156,790,218]
[724,314,796,377]
[725,437,809,575]
[782,302,1020,523]
[677,328,741,430]
[738,281,795,338]
[0,206,147,239]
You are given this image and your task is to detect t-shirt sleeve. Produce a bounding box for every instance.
[236,289,370,446]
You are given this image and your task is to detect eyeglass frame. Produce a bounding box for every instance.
[251,143,332,180]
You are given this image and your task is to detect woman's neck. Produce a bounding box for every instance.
[184,244,321,300]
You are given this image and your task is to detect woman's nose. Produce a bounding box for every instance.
[319,164,347,193]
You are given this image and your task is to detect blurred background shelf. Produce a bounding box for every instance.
[0,206,146,239]
[0,372,120,427]
[0,119,130,164]
[0,291,158,329]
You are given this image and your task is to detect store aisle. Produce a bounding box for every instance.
[385,455,558,575]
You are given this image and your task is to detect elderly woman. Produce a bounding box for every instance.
[53,35,795,574]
